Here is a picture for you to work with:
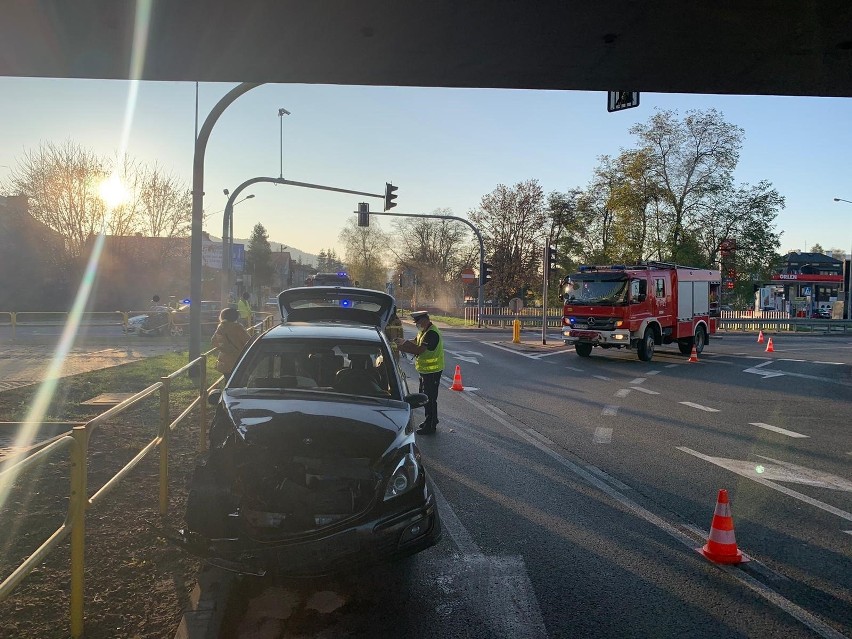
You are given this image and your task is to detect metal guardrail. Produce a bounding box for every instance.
[0,313,278,637]
[0,310,274,338]
[462,307,852,334]
[0,350,224,637]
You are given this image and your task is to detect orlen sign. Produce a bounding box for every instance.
[772,273,842,282]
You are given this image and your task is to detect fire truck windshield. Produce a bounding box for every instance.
[563,277,628,305]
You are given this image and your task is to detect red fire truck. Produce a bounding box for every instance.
[561,262,722,361]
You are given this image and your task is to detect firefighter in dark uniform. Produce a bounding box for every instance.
[396,310,444,434]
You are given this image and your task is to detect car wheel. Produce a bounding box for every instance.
[694,326,706,354]
[575,343,593,357]
[638,328,655,362]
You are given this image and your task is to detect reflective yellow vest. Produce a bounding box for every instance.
[415,325,444,373]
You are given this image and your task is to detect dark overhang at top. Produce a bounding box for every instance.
[2,1,852,97]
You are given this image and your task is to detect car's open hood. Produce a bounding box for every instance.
[277,287,394,329]
[222,391,408,459]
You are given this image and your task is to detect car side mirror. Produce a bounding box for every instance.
[404,392,429,409]
[207,389,222,405]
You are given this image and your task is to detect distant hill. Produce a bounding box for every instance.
[207,234,317,267]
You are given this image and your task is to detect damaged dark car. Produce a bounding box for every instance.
[180,287,441,576]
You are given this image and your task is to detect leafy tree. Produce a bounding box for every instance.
[469,180,548,304]
[810,243,824,254]
[245,223,274,297]
[338,219,388,289]
[629,109,743,263]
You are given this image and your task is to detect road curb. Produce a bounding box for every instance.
[173,564,235,639]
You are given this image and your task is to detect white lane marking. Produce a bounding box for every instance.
[679,402,719,412]
[565,366,584,372]
[592,375,611,381]
[647,370,661,376]
[754,455,852,491]
[452,392,847,639]
[485,341,539,359]
[845,531,852,536]
[530,350,568,359]
[665,364,679,368]
[615,388,631,398]
[632,386,660,395]
[526,428,556,447]
[678,448,852,520]
[629,377,646,385]
[584,465,631,491]
[429,478,482,557]
[743,360,784,379]
[602,405,619,416]
[593,427,613,444]
[779,359,806,363]
[813,361,845,365]
[445,348,480,364]
[751,422,809,438]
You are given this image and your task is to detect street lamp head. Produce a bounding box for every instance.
[246,194,255,200]
[223,188,229,196]
[278,108,291,116]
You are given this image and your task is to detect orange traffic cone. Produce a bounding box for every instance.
[757,330,764,344]
[698,489,748,564]
[765,337,774,353]
[450,365,464,391]
[688,345,699,362]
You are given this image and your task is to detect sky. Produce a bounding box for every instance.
[1,77,851,262]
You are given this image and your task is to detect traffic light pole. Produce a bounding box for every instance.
[365,211,486,327]
[222,177,386,302]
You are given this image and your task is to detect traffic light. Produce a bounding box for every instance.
[398,272,403,287]
[546,245,558,278]
[725,267,736,281]
[480,263,493,285]
[357,202,369,227]
[384,183,398,211]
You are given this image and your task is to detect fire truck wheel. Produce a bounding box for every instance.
[575,343,593,357]
[694,326,706,353]
[638,328,655,362]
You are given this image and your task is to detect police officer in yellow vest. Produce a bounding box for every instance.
[396,310,444,434]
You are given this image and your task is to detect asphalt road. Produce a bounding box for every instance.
[219,329,852,638]
[3,325,850,637]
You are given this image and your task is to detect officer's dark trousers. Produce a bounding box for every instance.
[419,371,442,428]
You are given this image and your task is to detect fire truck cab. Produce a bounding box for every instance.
[561,262,721,362]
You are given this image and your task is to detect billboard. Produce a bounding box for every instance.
[202,239,245,271]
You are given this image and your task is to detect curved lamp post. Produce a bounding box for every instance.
[219,192,255,302]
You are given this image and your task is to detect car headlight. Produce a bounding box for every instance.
[384,452,420,500]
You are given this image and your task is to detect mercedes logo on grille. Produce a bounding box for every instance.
[302,438,313,446]
[587,317,596,326]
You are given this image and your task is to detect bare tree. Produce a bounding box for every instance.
[7,139,108,263]
[338,219,388,289]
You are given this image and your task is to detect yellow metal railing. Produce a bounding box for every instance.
[0,309,274,337]
[0,348,224,638]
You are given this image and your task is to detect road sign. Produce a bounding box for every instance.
[460,268,476,282]
[607,91,640,112]
[509,297,524,313]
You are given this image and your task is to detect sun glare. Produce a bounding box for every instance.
[99,174,130,208]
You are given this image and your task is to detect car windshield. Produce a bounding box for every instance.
[230,339,400,399]
[563,277,628,305]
